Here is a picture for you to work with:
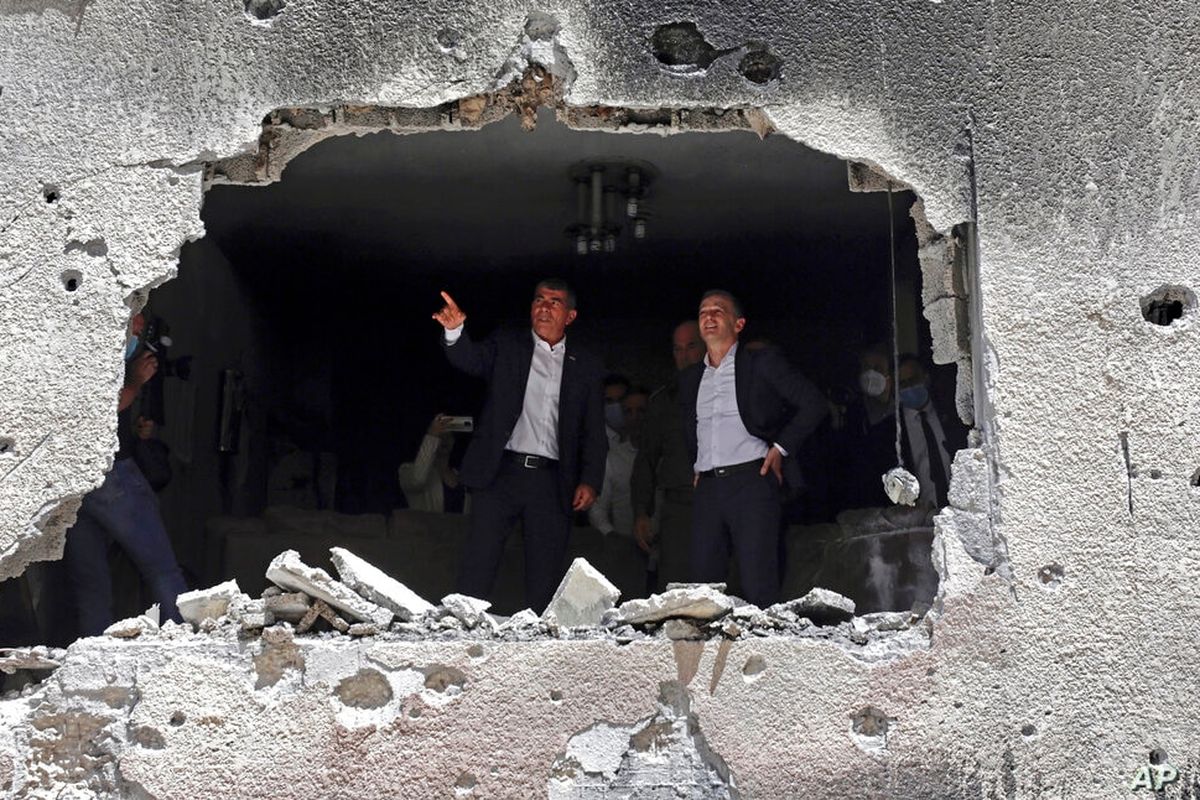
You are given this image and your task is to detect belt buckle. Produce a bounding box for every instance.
[522,454,539,469]
[714,465,729,477]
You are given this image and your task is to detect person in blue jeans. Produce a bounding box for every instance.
[62,311,188,636]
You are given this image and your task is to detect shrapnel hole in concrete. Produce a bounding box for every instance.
[168,710,185,726]
[244,0,284,22]
[738,47,782,85]
[1037,563,1064,590]
[1150,748,1169,765]
[466,643,484,659]
[651,22,723,73]
[1140,284,1196,326]
[42,184,59,203]
[60,270,81,292]
[1020,723,1036,737]
[550,689,564,704]
[742,654,766,682]
[1190,467,1200,488]
[0,437,13,454]
[423,665,466,694]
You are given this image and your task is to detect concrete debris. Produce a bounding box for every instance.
[769,588,856,627]
[296,598,351,634]
[501,608,540,630]
[441,593,492,629]
[176,579,245,627]
[330,546,436,621]
[0,647,65,674]
[883,466,922,506]
[663,619,704,641]
[266,549,393,627]
[542,557,621,628]
[666,582,727,592]
[614,585,735,625]
[233,598,270,630]
[348,622,380,637]
[104,615,156,639]
[263,591,311,623]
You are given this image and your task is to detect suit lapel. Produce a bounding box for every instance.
[734,341,751,427]
[557,340,578,446]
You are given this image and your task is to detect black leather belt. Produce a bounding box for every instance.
[697,458,764,479]
[505,451,559,469]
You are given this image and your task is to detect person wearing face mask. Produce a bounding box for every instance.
[589,381,647,539]
[833,343,902,511]
[58,310,189,638]
[895,355,967,508]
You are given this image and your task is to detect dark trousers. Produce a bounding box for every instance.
[62,459,188,636]
[457,460,571,614]
[654,493,694,593]
[690,469,781,608]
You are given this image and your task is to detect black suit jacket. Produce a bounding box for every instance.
[443,327,608,513]
[678,342,828,489]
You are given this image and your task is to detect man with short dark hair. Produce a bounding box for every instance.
[678,291,827,606]
[433,280,607,612]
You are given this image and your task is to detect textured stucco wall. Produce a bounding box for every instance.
[1,0,1198,797]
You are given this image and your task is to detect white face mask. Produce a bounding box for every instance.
[859,369,888,398]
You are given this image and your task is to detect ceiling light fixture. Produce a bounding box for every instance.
[565,159,656,255]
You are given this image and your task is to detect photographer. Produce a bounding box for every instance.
[397,412,469,513]
[61,311,188,636]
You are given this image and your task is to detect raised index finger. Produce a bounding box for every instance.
[439,291,457,309]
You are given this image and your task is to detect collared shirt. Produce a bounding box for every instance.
[589,426,636,536]
[902,403,952,505]
[694,342,770,472]
[447,326,566,460]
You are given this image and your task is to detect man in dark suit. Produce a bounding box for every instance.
[433,279,607,613]
[678,290,827,607]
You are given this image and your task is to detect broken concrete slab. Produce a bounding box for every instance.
[440,594,492,629]
[614,585,734,626]
[296,598,351,634]
[176,579,245,628]
[542,557,620,628]
[104,616,156,639]
[769,588,855,627]
[330,546,436,621]
[265,550,393,627]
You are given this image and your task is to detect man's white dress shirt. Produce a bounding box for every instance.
[694,342,771,472]
[446,326,564,459]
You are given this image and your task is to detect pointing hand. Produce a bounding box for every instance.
[432,291,467,330]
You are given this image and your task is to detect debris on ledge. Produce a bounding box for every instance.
[82,551,929,660]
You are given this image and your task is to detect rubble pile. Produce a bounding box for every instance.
[91,549,925,648]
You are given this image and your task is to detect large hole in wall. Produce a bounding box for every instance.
[10,98,980,646]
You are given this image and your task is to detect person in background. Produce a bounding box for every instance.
[589,384,648,539]
[61,311,188,636]
[397,412,469,513]
[630,320,705,591]
[895,355,967,508]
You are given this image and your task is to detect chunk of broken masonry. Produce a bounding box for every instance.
[263,591,311,623]
[104,615,156,639]
[330,546,435,621]
[265,550,393,627]
[441,593,491,629]
[176,579,245,627]
[500,608,541,631]
[614,585,734,625]
[0,647,64,674]
[883,466,921,506]
[542,557,620,628]
[663,619,704,640]
[768,587,855,627]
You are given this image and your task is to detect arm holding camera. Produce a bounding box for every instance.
[118,351,158,412]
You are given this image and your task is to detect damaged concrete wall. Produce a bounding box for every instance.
[1,0,1199,796]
